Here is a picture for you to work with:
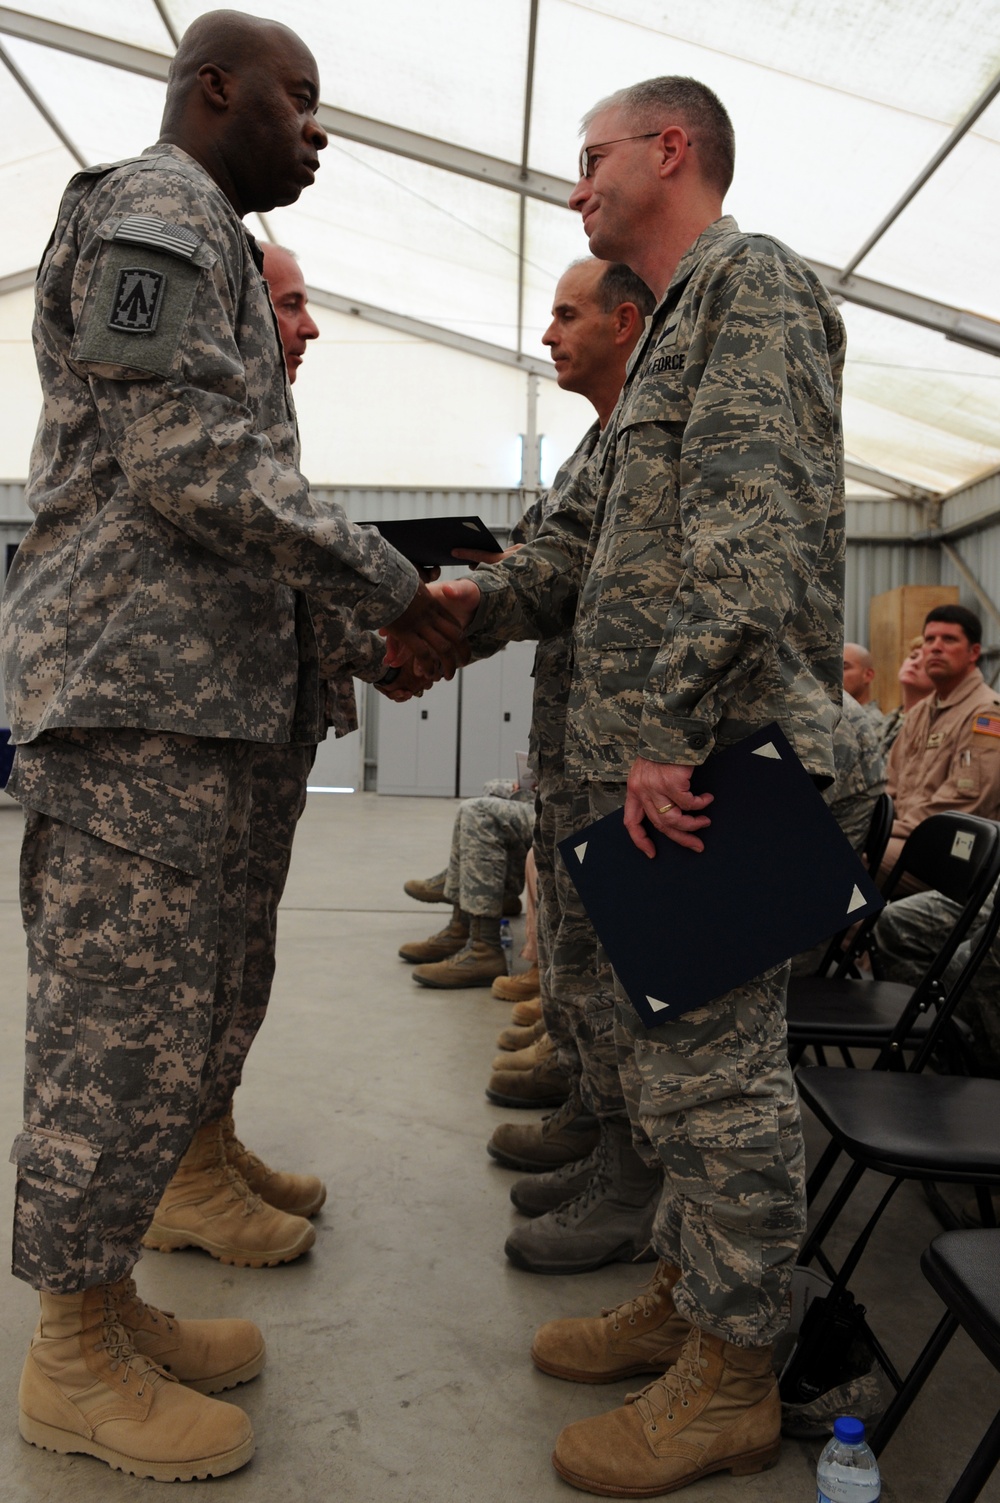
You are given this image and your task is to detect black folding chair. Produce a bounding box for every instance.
[788,813,1000,1069]
[808,791,894,979]
[871,1230,1000,1503]
[795,878,1000,1290]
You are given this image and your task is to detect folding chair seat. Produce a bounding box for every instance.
[871,1230,1000,1503]
[788,812,1000,1067]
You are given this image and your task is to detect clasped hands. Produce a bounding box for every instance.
[379,576,484,697]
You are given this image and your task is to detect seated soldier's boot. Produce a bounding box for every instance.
[492,965,540,1002]
[531,1260,690,1380]
[552,1326,780,1495]
[412,917,507,989]
[108,1276,265,1395]
[492,1031,553,1071]
[142,1121,315,1268]
[398,905,469,963]
[403,870,450,904]
[511,995,543,1026]
[510,1144,604,1218]
[221,1104,326,1218]
[18,1286,255,1482]
[488,1092,600,1172]
[496,1016,547,1052]
[486,1038,571,1109]
[504,1120,661,1274]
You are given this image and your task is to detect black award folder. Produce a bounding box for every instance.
[558,723,884,1029]
[364,516,504,570]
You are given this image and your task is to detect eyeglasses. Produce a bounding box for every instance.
[578,132,660,179]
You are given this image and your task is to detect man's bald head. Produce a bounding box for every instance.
[158,10,327,217]
[843,642,875,704]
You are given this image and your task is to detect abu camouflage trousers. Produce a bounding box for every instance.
[8,728,255,1293]
[874,884,1000,1073]
[590,781,807,1348]
[443,794,533,918]
[199,740,316,1122]
[534,774,627,1121]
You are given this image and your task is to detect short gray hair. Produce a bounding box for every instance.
[582,76,735,196]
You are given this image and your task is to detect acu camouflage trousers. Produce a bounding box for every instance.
[443,795,533,918]
[589,782,807,1347]
[8,728,256,1293]
[534,774,626,1121]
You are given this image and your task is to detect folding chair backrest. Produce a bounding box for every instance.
[862,791,894,879]
[885,813,1000,907]
[908,879,1000,1072]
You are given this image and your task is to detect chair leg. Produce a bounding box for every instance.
[869,1311,959,1456]
[801,1159,867,1264]
[976,1186,998,1228]
[805,1137,844,1206]
[944,1408,1000,1503]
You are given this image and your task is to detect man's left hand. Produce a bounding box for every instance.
[624,757,714,857]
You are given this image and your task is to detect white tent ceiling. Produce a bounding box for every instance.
[0,0,999,498]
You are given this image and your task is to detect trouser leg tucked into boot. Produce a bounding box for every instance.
[504,1119,662,1274]
[108,1275,265,1394]
[221,1103,326,1218]
[412,915,507,989]
[530,1261,690,1381]
[552,1325,780,1497]
[143,1120,315,1267]
[18,1285,255,1482]
[487,1091,600,1172]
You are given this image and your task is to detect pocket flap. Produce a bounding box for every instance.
[10,1127,100,1189]
[8,742,210,875]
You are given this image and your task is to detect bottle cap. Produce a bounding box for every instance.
[833,1416,866,1444]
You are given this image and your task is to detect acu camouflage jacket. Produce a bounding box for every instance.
[472,216,846,784]
[2,144,417,746]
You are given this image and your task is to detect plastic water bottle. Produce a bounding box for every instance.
[816,1416,881,1501]
[499,919,513,974]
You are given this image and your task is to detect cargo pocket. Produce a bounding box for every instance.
[9,1125,100,1188]
[9,1127,102,1287]
[13,748,210,989]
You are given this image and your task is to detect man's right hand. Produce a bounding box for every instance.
[383,581,469,679]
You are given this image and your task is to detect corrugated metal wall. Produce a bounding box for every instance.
[5,477,1000,651]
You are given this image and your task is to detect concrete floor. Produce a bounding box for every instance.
[0,790,996,1502]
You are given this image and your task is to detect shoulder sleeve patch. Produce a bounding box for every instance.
[113,214,202,261]
[71,241,202,380]
[972,712,1000,738]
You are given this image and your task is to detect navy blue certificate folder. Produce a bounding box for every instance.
[558,724,884,1029]
[365,516,503,570]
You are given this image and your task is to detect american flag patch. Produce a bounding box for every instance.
[113,215,201,261]
[973,714,1000,737]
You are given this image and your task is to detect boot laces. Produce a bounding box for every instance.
[95,1301,169,1398]
[540,1093,582,1140]
[550,1135,612,1227]
[112,1277,176,1335]
[604,1265,672,1331]
[628,1329,708,1428]
[212,1121,266,1214]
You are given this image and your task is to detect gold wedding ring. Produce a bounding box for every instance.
[657,802,675,813]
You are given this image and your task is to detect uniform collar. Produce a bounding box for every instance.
[931,665,985,711]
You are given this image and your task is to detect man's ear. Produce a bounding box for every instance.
[613,301,643,345]
[655,124,691,181]
[197,63,232,113]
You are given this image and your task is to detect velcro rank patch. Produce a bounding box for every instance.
[108,267,166,333]
[973,714,1000,738]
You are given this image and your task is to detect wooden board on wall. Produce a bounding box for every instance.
[869,584,959,712]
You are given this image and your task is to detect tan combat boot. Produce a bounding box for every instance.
[552,1325,780,1496]
[412,917,507,989]
[109,1276,265,1394]
[487,1092,600,1171]
[221,1104,326,1218]
[403,870,450,903]
[492,1030,553,1071]
[511,995,543,1026]
[143,1121,315,1267]
[495,1016,547,1052]
[492,965,540,1002]
[486,1038,570,1109]
[18,1286,254,1481]
[398,905,469,963]
[531,1262,690,1382]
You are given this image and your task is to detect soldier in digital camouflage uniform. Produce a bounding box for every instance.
[1,12,460,1482]
[434,76,845,1496]
[145,242,426,1255]
[790,690,885,975]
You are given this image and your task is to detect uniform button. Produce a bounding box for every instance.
[689,733,707,749]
